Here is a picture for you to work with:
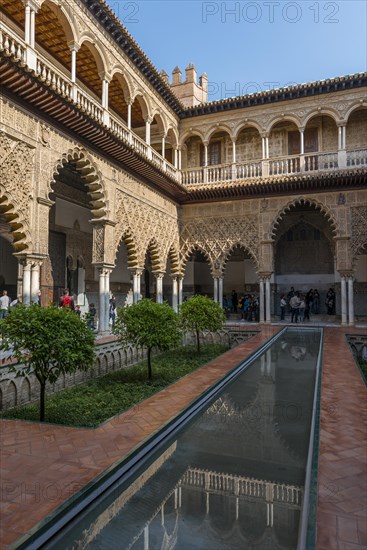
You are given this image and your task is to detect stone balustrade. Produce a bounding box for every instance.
[1,20,365,189]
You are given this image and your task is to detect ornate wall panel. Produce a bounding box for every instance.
[180,215,259,274]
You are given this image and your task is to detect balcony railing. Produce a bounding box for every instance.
[1,22,366,190]
[0,22,179,181]
[181,149,366,186]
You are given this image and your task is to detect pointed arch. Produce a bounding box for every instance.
[167,244,181,275]
[270,197,338,240]
[182,244,212,273]
[50,148,108,219]
[0,185,31,252]
[145,238,164,272]
[221,242,259,274]
[115,230,139,270]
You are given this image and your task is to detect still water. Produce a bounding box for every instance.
[51,328,322,550]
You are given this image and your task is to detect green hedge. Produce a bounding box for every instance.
[1,344,228,428]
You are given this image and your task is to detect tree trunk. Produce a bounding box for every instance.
[196,329,200,354]
[39,380,46,422]
[147,347,152,380]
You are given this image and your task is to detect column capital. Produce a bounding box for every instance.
[258,272,272,280]
[67,41,80,52]
[144,116,153,124]
[22,0,40,12]
[153,271,165,280]
[338,270,354,279]
[337,121,347,128]
[98,71,112,83]
[130,268,144,277]
[95,264,114,274]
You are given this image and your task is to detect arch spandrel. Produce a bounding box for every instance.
[180,216,259,274]
[350,205,367,268]
[114,191,180,272]
[0,132,34,251]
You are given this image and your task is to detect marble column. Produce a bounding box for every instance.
[218,277,223,308]
[265,277,271,323]
[172,276,178,312]
[259,278,265,323]
[340,275,347,325]
[30,261,41,304]
[24,3,31,45]
[132,269,143,304]
[127,103,132,130]
[155,272,164,303]
[98,268,106,332]
[22,260,31,305]
[178,276,183,307]
[145,118,151,145]
[348,276,354,325]
[213,277,218,302]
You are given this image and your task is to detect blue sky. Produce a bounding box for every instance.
[107,0,367,100]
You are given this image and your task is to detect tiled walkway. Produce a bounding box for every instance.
[0,325,366,549]
[317,327,367,550]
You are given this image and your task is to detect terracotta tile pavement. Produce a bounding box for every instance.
[0,324,366,549]
[316,327,367,550]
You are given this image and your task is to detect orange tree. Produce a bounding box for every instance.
[113,299,181,381]
[180,295,226,353]
[0,304,95,421]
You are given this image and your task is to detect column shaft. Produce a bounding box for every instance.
[259,279,265,323]
[30,263,40,304]
[22,262,31,305]
[98,270,106,332]
[218,277,223,308]
[341,276,347,325]
[213,277,218,302]
[265,278,271,323]
[30,8,35,48]
[172,277,178,312]
[24,5,31,45]
[178,277,183,307]
[348,277,354,325]
[145,120,151,145]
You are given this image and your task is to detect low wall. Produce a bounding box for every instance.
[0,329,258,411]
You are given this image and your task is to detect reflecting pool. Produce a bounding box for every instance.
[49,328,322,550]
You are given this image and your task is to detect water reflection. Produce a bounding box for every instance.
[59,329,321,550]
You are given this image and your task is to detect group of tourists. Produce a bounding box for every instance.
[59,288,117,330]
[223,290,259,322]
[280,287,336,322]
